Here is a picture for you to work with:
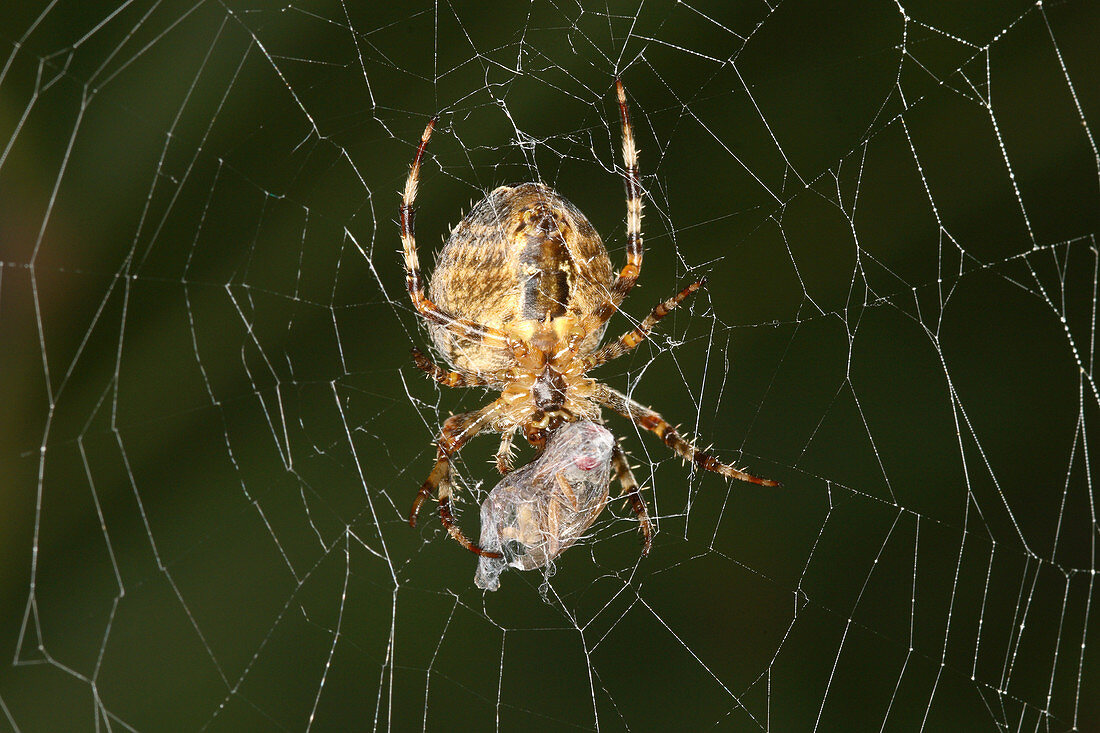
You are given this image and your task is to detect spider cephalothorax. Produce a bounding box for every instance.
[402,80,779,559]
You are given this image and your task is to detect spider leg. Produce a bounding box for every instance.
[411,347,491,388]
[576,79,644,336]
[611,443,653,556]
[401,119,512,350]
[612,78,644,306]
[582,278,705,371]
[494,428,517,475]
[408,403,504,558]
[595,384,781,487]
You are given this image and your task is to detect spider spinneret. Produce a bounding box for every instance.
[401,80,779,560]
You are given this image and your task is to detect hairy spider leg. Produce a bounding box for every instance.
[494,428,517,475]
[611,444,653,555]
[409,347,517,476]
[576,79,644,337]
[582,278,706,371]
[613,78,644,307]
[595,384,781,487]
[400,118,512,350]
[410,347,491,388]
[408,404,505,558]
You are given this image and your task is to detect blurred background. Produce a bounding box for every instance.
[1,0,1098,730]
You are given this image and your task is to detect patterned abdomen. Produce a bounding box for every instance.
[429,183,614,375]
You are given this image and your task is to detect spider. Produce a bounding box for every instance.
[402,80,779,559]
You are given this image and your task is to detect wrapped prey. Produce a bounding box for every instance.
[475,421,615,591]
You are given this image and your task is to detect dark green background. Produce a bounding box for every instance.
[1,0,1098,730]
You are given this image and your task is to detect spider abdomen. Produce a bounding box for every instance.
[429,183,614,376]
[519,218,570,321]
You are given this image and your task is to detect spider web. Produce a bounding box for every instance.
[1,0,1097,730]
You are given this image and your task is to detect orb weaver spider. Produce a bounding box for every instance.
[401,80,779,559]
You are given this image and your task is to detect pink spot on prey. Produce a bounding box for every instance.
[574,455,599,471]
